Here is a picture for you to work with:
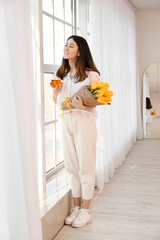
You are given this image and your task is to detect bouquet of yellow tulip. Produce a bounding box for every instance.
[88,81,113,105]
[152,109,156,115]
[61,81,113,111]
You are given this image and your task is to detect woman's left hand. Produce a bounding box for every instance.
[70,95,84,110]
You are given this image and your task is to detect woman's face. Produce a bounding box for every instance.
[63,38,79,60]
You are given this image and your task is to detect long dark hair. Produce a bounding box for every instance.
[146,97,152,109]
[56,35,100,82]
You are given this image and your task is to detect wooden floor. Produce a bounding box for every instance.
[54,139,160,240]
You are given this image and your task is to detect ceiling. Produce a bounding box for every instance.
[145,62,160,93]
[129,1,160,92]
[129,0,160,10]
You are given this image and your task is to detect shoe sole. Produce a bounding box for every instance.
[65,220,73,225]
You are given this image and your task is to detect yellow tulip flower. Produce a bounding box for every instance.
[97,96,109,105]
[91,81,99,90]
[152,109,156,115]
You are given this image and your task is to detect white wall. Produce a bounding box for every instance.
[136,10,160,135]
[137,10,160,86]
[149,93,160,138]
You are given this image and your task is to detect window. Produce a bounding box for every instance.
[42,0,90,177]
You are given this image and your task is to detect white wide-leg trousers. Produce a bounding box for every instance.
[61,111,97,200]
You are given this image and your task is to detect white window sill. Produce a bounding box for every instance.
[40,168,71,218]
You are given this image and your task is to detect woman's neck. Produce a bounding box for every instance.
[69,59,77,78]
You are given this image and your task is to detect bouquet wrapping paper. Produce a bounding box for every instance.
[61,86,103,110]
[60,80,113,112]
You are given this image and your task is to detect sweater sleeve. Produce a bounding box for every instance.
[88,71,101,85]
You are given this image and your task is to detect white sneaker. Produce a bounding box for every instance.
[65,207,80,225]
[72,209,92,228]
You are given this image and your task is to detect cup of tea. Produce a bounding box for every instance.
[50,79,62,88]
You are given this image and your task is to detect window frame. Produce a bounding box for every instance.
[41,0,90,181]
[42,0,78,179]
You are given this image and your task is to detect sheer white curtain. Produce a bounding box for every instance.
[90,0,140,189]
[0,0,42,239]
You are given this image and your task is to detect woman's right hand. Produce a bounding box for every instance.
[52,84,63,103]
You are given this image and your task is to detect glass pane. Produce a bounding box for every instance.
[56,121,64,165]
[44,73,56,123]
[73,27,76,35]
[65,25,72,41]
[55,20,64,65]
[54,0,64,20]
[77,28,81,36]
[76,0,79,28]
[87,3,90,33]
[45,124,55,172]
[73,0,75,26]
[42,0,53,15]
[65,0,72,24]
[43,15,54,64]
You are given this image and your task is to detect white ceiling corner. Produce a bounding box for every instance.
[129,0,160,10]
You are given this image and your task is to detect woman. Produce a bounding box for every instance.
[146,97,153,136]
[52,35,101,228]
